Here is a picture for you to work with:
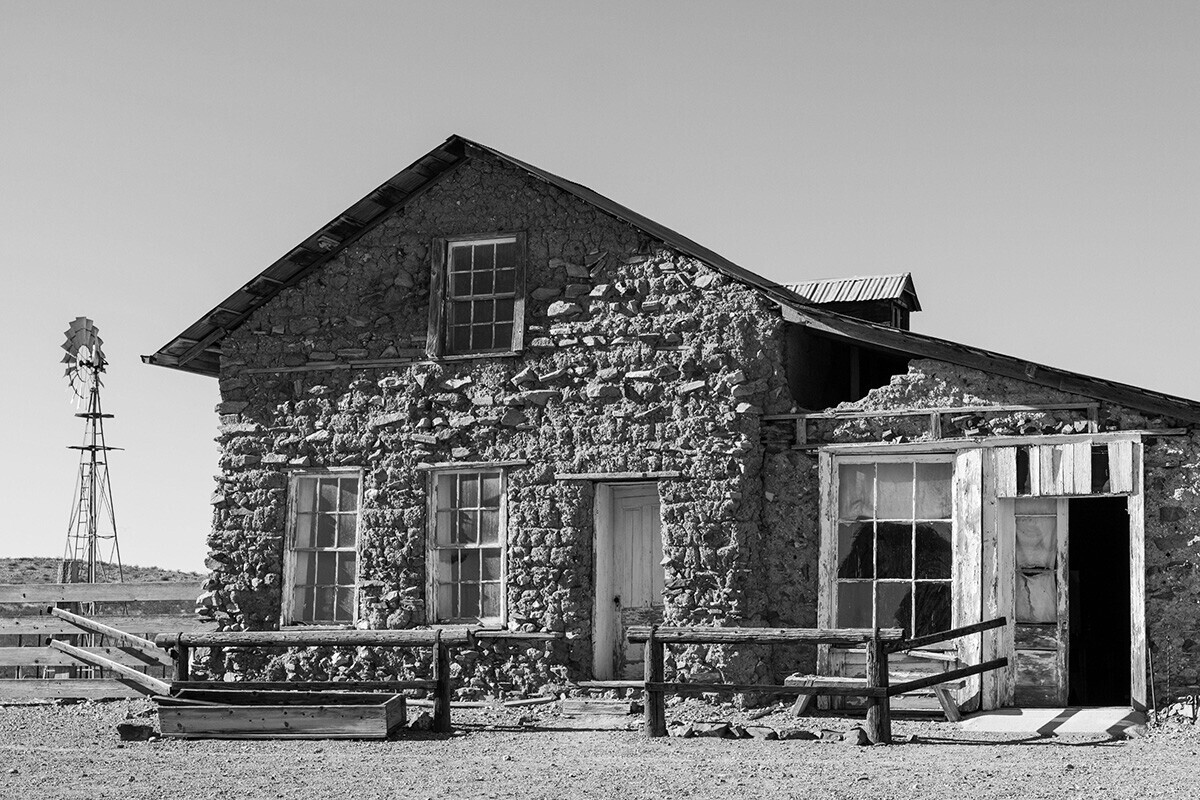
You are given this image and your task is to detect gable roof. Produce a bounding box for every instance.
[141,134,795,376]
[787,273,921,312]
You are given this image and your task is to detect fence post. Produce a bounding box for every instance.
[173,634,190,683]
[432,629,451,733]
[865,628,891,744]
[643,624,666,737]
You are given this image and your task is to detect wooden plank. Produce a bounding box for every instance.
[1059,442,1075,495]
[432,635,451,733]
[763,403,1101,422]
[1109,440,1134,493]
[888,658,1009,696]
[952,449,984,711]
[1072,441,1092,495]
[1029,445,1042,497]
[1014,624,1059,651]
[1128,442,1147,711]
[0,678,146,701]
[49,607,160,652]
[1038,445,1058,496]
[814,430,1182,455]
[0,615,206,638]
[49,640,170,695]
[1056,498,1070,706]
[158,628,474,648]
[996,500,1017,706]
[0,582,198,604]
[425,237,445,357]
[554,471,683,481]
[170,681,433,692]
[816,451,836,692]
[645,682,889,698]
[994,447,1018,498]
[1015,648,1057,698]
[643,628,666,737]
[888,617,1007,654]
[626,626,904,645]
[0,645,172,668]
[865,636,890,744]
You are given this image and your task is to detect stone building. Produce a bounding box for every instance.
[145,135,1200,712]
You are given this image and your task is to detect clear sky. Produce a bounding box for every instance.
[2,2,1197,571]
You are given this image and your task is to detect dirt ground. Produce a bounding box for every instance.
[0,698,1196,800]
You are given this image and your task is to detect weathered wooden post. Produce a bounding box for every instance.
[643,624,666,736]
[173,633,190,683]
[865,628,891,744]
[432,629,451,733]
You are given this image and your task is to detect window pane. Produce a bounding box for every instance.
[475,299,495,323]
[495,269,515,294]
[877,583,912,633]
[460,584,480,619]
[876,463,913,519]
[915,462,952,519]
[452,272,472,297]
[495,297,515,323]
[482,549,502,581]
[436,551,455,585]
[318,480,338,513]
[459,474,479,508]
[337,514,357,548]
[837,582,873,627]
[436,474,456,511]
[837,522,873,579]
[876,522,912,579]
[335,587,355,622]
[315,587,335,620]
[456,511,477,545]
[294,587,311,620]
[294,551,315,584]
[316,551,336,585]
[493,323,513,348]
[438,581,455,621]
[451,245,472,271]
[1016,514,1056,569]
[494,241,516,270]
[294,514,315,549]
[296,479,317,514]
[481,583,501,618]
[1015,497,1057,515]
[436,510,453,545]
[451,325,471,352]
[474,243,494,272]
[459,549,481,583]
[339,479,359,512]
[915,522,953,579]
[479,510,500,544]
[914,583,951,636]
[316,515,336,548]
[481,473,501,507]
[472,324,496,350]
[451,300,472,324]
[337,552,356,585]
[838,464,874,519]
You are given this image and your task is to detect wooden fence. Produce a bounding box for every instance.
[0,581,202,701]
[626,617,1009,744]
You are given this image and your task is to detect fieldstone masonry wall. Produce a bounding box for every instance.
[202,152,794,695]
[760,358,1200,702]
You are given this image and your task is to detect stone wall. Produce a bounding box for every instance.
[759,357,1200,704]
[201,151,795,695]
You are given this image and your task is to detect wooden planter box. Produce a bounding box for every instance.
[156,689,407,739]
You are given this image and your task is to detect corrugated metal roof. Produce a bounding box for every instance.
[786,273,920,311]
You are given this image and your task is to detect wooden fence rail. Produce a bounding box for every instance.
[632,617,1009,744]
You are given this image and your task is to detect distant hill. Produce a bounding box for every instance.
[0,557,204,584]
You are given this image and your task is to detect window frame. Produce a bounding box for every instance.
[426,232,527,359]
[426,467,508,626]
[827,453,955,637]
[281,468,364,628]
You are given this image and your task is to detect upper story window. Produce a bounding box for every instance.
[428,233,526,357]
[283,470,361,626]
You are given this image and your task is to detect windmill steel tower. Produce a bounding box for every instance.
[61,317,124,586]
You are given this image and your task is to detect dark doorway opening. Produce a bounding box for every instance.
[1068,497,1131,706]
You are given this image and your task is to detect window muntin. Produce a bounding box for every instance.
[835,459,953,636]
[430,470,505,623]
[446,237,518,354]
[286,472,360,625]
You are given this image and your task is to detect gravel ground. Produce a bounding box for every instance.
[0,699,1197,800]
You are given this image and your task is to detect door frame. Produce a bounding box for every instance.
[592,481,661,680]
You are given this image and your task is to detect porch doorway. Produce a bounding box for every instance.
[1067,496,1131,706]
[592,483,664,680]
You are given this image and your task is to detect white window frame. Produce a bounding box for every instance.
[824,453,956,637]
[427,468,508,625]
[281,468,363,627]
[427,232,527,359]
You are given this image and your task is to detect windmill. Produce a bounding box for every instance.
[61,317,124,588]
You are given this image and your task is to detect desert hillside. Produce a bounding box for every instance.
[0,557,204,584]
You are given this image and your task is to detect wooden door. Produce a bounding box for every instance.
[1012,497,1069,706]
[592,483,664,679]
